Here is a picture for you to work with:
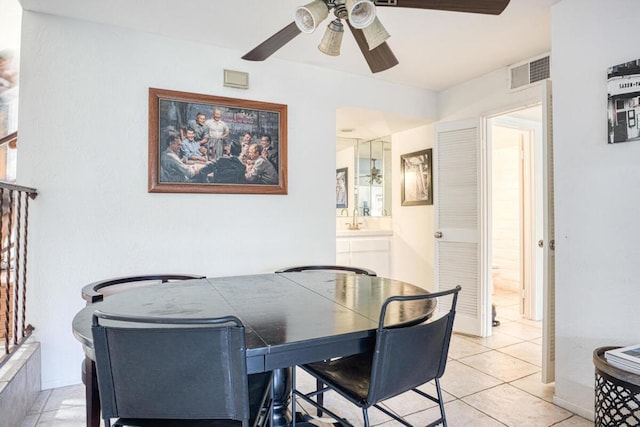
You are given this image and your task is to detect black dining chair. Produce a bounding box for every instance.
[275,265,377,276]
[81,274,206,304]
[91,311,273,427]
[275,264,376,418]
[80,274,208,426]
[292,285,461,427]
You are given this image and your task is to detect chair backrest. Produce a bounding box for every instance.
[275,265,377,276]
[92,312,251,425]
[82,274,206,303]
[367,286,461,404]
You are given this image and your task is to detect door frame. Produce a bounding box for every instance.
[487,112,543,321]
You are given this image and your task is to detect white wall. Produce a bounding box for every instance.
[17,12,436,388]
[438,65,544,122]
[552,0,640,416]
[390,125,434,290]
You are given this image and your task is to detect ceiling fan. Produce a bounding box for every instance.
[360,159,383,184]
[242,0,511,73]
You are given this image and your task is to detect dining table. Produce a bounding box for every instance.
[72,271,434,427]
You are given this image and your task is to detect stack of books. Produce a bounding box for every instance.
[605,344,640,375]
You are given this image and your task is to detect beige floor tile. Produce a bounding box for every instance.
[493,286,518,296]
[42,384,85,412]
[440,360,503,398]
[494,321,542,341]
[530,337,543,346]
[380,389,439,417]
[462,384,573,427]
[517,318,543,329]
[406,399,507,426]
[456,331,522,350]
[495,306,522,322]
[35,406,90,426]
[493,293,520,307]
[415,380,456,403]
[497,341,542,367]
[459,350,540,382]
[20,413,39,427]
[294,389,394,426]
[553,415,594,426]
[510,373,556,403]
[448,335,492,360]
[28,389,52,415]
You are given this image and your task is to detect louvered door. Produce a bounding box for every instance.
[434,119,489,336]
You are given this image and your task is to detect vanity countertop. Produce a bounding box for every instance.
[336,229,393,238]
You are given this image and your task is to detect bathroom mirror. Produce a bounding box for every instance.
[356,138,391,217]
[336,136,392,217]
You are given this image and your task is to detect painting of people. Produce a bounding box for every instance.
[149,88,287,194]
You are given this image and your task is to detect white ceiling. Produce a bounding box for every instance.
[19,0,557,140]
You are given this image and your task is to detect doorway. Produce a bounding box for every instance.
[488,105,543,323]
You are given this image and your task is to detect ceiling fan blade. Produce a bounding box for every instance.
[373,0,510,15]
[242,22,302,61]
[347,22,399,73]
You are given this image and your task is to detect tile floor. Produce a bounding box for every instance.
[20,287,594,426]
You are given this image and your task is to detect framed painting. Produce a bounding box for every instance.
[401,148,433,206]
[607,59,640,144]
[148,88,287,194]
[336,167,348,208]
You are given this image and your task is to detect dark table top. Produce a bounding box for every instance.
[72,272,433,373]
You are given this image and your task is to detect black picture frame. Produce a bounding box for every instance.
[607,59,640,144]
[336,167,348,208]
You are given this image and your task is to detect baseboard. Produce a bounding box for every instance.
[553,394,594,421]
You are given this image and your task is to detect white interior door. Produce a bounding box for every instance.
[434,119,489,337]
[542,80,556,383]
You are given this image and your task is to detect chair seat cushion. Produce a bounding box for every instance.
[302,352,374,406]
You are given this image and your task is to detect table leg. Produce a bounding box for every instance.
[83,357,100,427]
[270,367,292,427]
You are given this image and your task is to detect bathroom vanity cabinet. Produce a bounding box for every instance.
[336,230,392,278]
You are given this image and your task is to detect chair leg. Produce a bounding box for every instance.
[316,379,324,417]
[362,407,370,427]
[435,378,447,427]
[291,367,297,427]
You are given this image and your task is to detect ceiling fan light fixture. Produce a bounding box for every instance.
[318,19,344,56]
[362,16,390,50]
[294,0,330,33]
[345,0,377,29]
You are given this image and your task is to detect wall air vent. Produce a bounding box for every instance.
[509,54,550,91]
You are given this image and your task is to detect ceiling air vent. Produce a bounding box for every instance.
[509,54,550,91]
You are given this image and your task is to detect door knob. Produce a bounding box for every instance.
[538,240,544,248]
[550,240,555,250]
[434,231,443,238]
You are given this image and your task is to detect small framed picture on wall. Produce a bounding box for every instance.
[401,149,433,206]
[336,167,348,208]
